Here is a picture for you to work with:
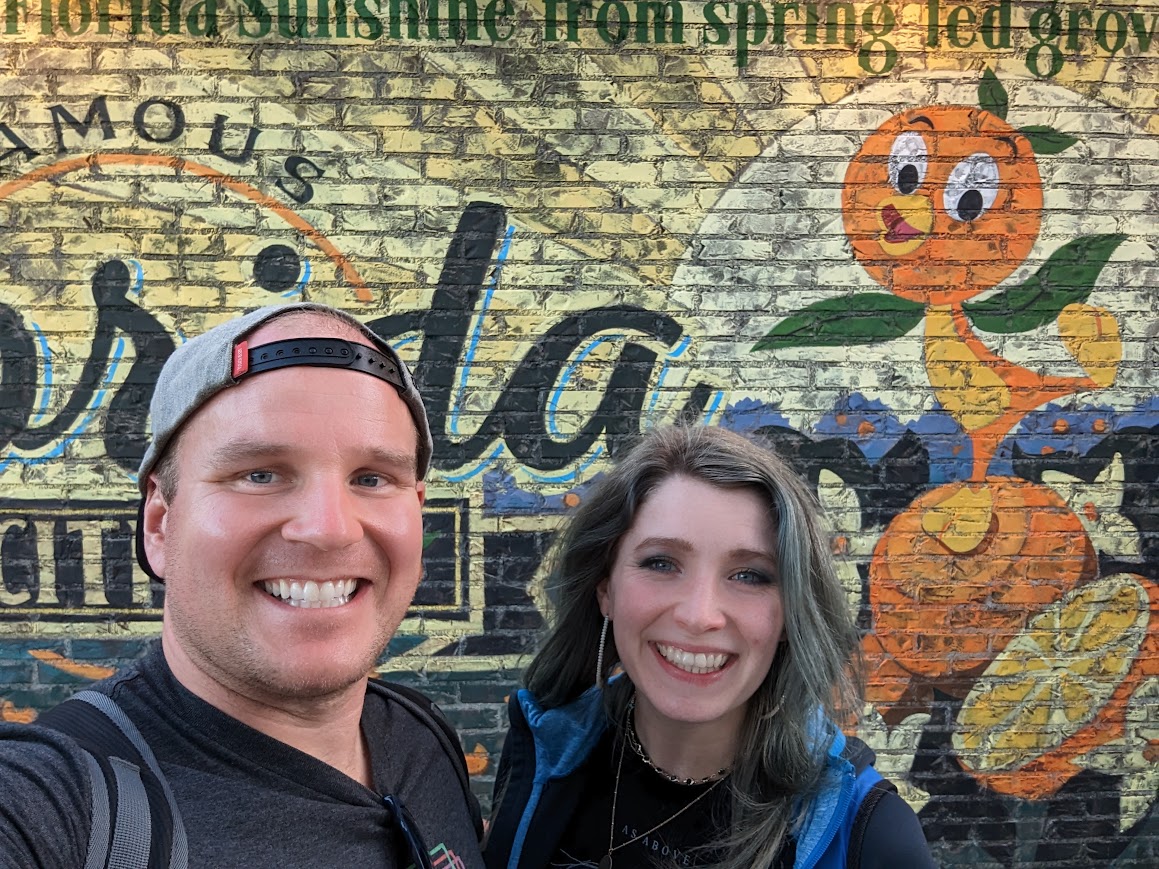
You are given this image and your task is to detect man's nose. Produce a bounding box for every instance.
[281,478,364,550]
[672,575,727,632]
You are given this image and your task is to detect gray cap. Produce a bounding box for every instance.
[137,302,433,491]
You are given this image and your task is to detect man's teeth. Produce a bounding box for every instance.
[262,579,357,609]
[655,643,730,675]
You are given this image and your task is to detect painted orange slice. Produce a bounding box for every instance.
[953,574,1159,798]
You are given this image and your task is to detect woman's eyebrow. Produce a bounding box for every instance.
[631,537,776,562]
[632,536,693,552]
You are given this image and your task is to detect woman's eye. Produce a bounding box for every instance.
[247,470,275,485]
[733,569,774,586]
[640,557,676,573]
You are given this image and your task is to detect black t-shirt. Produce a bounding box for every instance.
[0,642,484,869]
[550,731,795,869]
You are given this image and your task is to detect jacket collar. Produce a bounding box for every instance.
[517,685,610,783]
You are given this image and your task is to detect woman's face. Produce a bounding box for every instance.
[597,474,785,742]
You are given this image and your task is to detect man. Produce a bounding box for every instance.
[0,303,484,868]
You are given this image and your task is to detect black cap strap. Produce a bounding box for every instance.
[232,337,406,394]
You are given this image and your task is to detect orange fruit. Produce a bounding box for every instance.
[953,574,1159,798]
[843,106,1043,305]
[868,478,1095,679]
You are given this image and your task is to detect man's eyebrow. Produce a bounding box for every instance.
[361,447,420,474]
[206,441,417,474]
[206,440,291,467]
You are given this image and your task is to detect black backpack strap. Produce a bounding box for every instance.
[37,691,189,869]
[841,735,897,869]
[845,778,897,869]
[368,679,485,841]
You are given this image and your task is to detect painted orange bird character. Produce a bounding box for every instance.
[758,70,1126,556]
[840,71,1124,487]
[753,70,1133,706]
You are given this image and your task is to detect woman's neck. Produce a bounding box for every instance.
[629,697,743,783]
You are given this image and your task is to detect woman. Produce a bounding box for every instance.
[484,425,934,869]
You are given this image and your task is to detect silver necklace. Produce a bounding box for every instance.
[625,699,731,786]
[600,729,725,869]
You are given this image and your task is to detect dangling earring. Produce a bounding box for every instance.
[596,616,610,688]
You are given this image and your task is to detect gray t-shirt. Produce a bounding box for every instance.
[0,643,484,868]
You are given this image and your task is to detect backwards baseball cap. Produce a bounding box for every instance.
[135,302,433,578]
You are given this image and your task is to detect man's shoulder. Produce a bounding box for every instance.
[364,678,467,772]
[0,716,93,771]
[0,719,93,869]
[365,678,485,843]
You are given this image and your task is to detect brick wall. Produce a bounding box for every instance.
[1,1,1157,864]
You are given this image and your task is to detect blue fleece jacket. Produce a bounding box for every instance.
[485,686,895,869]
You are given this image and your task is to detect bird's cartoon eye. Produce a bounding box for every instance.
[888,132,928,195]
[944,153,999,223]
[253,244,304,294]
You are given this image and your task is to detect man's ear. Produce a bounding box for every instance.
[416,480,426,509]
[141,476,170,579]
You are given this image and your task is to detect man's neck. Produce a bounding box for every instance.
[161,634,374,788]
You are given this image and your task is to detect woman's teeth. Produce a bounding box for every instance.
[262,579,357,609]
[655,643,730,675]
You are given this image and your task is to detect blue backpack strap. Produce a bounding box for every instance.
[37,691,189,869]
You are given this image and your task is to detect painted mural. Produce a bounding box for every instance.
[1,1,1157,864]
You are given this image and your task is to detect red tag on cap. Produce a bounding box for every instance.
[232,340,249,378]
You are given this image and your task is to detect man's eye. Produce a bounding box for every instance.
[247,471,275,485]
[355,473,383,488]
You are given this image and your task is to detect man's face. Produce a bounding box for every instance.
[142,315,426,705]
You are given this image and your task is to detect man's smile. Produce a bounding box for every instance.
[260,579,360,609]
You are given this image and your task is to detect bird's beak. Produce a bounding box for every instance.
[876,195,933,256]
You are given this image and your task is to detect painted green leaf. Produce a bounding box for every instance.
[964,234,1127,334]
[423,531,440,549]
[1019,125,1079,155]
[979,69,1008,121]
[752,294,925,352]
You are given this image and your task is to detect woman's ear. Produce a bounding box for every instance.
[596,577,611,619]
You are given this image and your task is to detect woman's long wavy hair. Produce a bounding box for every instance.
[523,424,862,869]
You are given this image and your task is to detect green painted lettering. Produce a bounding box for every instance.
[1096,10,1127,54]
[1066,8,1091,51]
[635,1,681,43]
[702,0,729,46]
[736,0,767,66]
[980,0,1009,48]
[484,0,511,40]
[596,0,627,43]
[946,5,974,47]
[1130,12,1159,51]
[860,3,895,74]
[825,1,854,45]
[237,0,270,37]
